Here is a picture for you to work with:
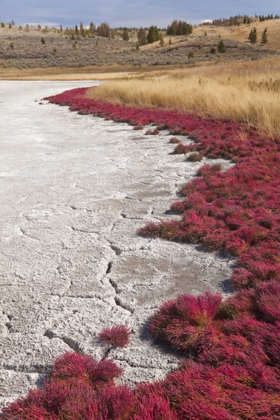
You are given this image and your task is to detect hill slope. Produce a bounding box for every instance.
[0,25,277,70]
[195,19,280,51]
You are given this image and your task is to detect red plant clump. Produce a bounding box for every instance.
[145,128,160,135]
[187,152,203,162]
[4,87,278,418]
[150,288,280,366]
[169,137,181,144]
[173,142,193,154]
[99,325,132,348]
[1,352,123,419]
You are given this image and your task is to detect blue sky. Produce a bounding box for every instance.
[2,0,280,28]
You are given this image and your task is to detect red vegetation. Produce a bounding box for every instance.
[1,353,123,419]
[145,128,160,135]
[133,125,144,130]
[5,87,278,418]
[169,137,181,144]
[173,142,193,154]
[99,325,132,348]
[187,152,203,162]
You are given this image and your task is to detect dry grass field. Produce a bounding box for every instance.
[87,57,280,137]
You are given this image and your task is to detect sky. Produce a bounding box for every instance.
[1,0,280,28]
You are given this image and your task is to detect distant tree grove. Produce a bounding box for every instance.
[166,20,193,36]
[205,13,279,27]
[62,21,110,39]
[136,19,193,46]
[147,26,160,44]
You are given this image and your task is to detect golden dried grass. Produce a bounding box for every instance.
[86,57,280,137]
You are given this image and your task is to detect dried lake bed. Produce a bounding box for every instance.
[0,81,233,407]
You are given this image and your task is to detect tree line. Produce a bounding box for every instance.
[208,13,279,27]
[137,20,193,46]
[0,18,193,46]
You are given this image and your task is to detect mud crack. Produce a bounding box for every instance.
[1,364,52,374]
[44,330,83,353]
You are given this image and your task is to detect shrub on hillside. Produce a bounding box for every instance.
[217,40,226,53]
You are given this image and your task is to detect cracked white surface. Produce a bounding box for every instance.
[0,81,234,407]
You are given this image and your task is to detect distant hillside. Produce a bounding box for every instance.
[195,18,280,51]
[0,25,278,69]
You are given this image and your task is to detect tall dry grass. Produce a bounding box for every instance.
[86,58,280,137]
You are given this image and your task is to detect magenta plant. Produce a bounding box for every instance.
[99,325,132,348]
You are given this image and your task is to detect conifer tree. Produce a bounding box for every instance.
[147,25,160,44]
[217,40,226,53]
[90,22,96,35]
[122,28,129,41]
[97,22,110,38]
[261,28,268,44]
[80,22,86,37]
[249,29,252,42]
[137,27,147,45]
[249,27,257,44]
